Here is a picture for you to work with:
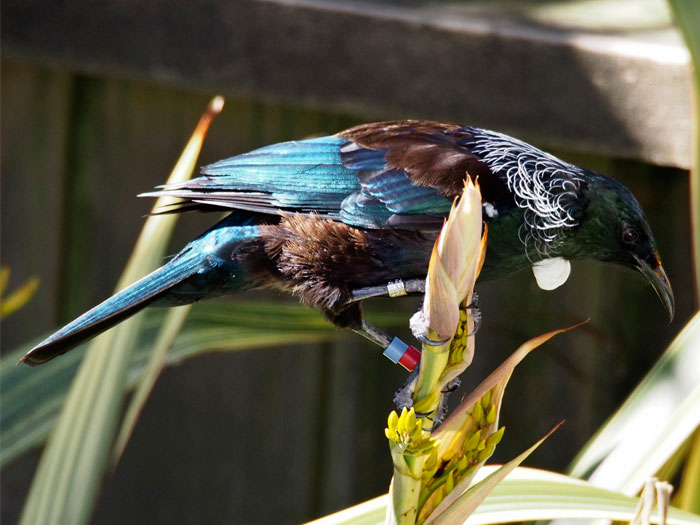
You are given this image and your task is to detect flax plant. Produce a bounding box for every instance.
[19,96,224,525]
[411,178,486,421]
[385,179,579,524]
[0,266,39,318]
[385,178,485,524]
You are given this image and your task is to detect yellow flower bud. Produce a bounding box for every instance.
[481,390,492,409]
[472,399,484,423]
[486,427,506,448]
[445,469,455,493]
[486,404,497,425]
[388,410,399,431]
[463,429,482,453]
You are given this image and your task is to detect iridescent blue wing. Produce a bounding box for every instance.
[337,121,501,229]
[143,136,358,219]
[338,144,452,229]
[143,121,501,230]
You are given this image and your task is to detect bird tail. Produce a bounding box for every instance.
[20,216,262,366]
[19,252,206,365]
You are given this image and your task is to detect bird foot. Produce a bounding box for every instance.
[408,292,482,344]
[465,293,482,336]
[424,378,461,430]
[393,368,461,431]
[393,366,419,410]
[409,310,452,346]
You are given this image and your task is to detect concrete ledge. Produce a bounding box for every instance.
[1,0,692,167]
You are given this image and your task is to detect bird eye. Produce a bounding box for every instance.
[622,225,639,244]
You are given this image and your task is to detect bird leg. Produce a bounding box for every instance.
[346,279,426,371]
[348,278,425,303]
[351,285,478,427]
[394,367,420,410]
[352,319,392,348]
[347,281,481,370]
[352,319,421,372]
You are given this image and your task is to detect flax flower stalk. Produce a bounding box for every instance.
[385,408,438,525]
[386,178,484,524]
[383,176,579,524]
[413,177,485,413]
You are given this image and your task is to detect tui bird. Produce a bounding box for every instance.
[21,121,674,366]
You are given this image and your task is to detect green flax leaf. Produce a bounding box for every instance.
[305,467,700,525]
[111,305,192,465]
[18,97,222,525]
[2,301,355,467]
[426,425,560,524]
[569,312,700,494]
[0,301,404,468]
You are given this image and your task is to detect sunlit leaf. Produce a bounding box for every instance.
[18,96,223,525]
[675,428,700,514]
[111,305,191,465]
[569,312,700,495]
[0,266,39,318]
[305,467,700,525]
[434,324,583,462]
[667,0,700,303]
[426,425,560,524]
[1,300,406,468]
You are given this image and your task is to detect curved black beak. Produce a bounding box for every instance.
[634,253,674,322]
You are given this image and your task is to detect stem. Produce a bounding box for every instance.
[415,342,450,408]
[389,455,426,525]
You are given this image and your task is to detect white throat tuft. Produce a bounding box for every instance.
[532,257,571,290]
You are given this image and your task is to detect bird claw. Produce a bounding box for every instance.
[419,378,462,431]
[393,366,420,410]
[409,311,453,346]
[443,378,461,394]
[414,332,452,346]
[468,310,482,336]
[429,378,461,430]
[463,293,482,336]
[393,365,461,431]
[409,298,480,345]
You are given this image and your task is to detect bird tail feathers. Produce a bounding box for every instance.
[20,252,207,366]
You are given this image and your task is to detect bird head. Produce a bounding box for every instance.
[464,127,673,319]
[570,173,674,321]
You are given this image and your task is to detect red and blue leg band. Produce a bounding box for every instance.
[383,337,421,371]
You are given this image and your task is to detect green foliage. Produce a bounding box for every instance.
[569,313,700,494]
[307,467,700,525]
[667,0,700,304]
[17,97,217,525]
[1,300,407,468]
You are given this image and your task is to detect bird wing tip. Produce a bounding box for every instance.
[17,353,40,366]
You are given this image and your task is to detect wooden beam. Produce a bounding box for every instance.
[2,0,692,167]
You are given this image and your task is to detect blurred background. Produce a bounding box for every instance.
[1,0,696,523]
